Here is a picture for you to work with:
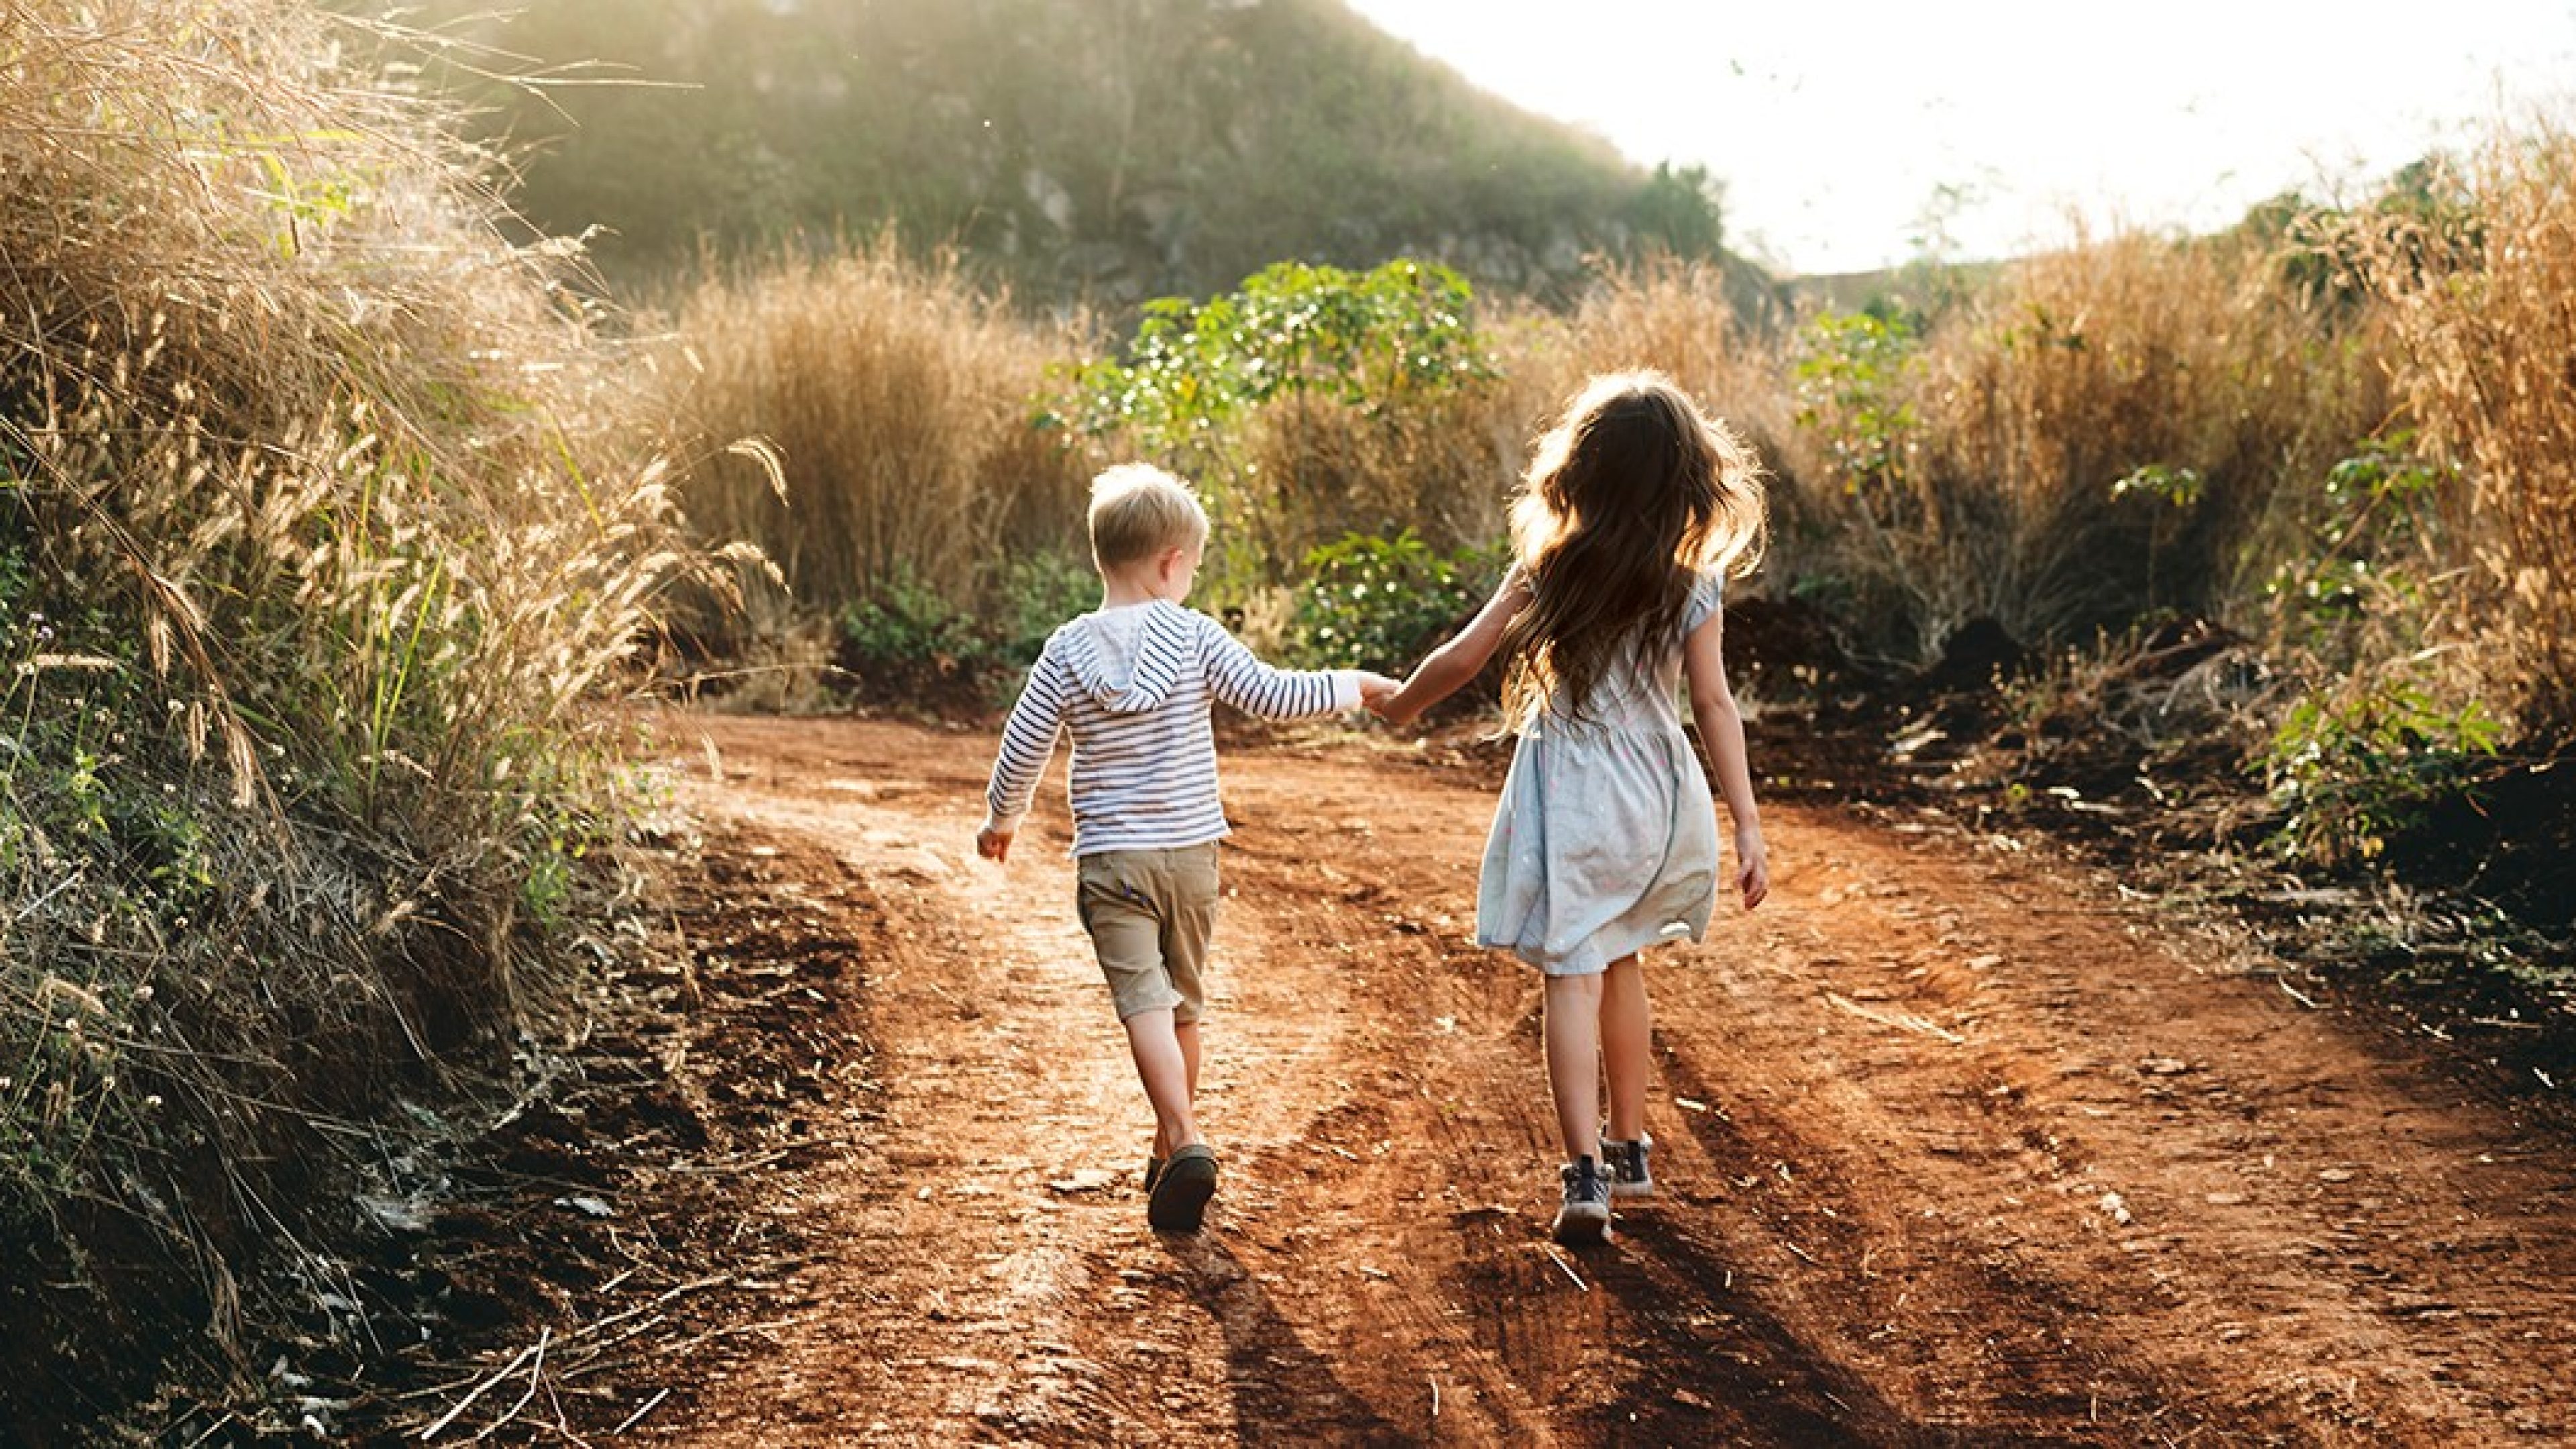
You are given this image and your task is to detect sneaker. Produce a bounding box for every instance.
[1147,1144,1218,1232]
[1601,1133,1653,1199]
[1552,1157,1612,1246]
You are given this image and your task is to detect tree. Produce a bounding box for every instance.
[1624,162,1726,258]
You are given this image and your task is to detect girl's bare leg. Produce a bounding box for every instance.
[1602,955,1652,1142]
[1543,973,1606,1162]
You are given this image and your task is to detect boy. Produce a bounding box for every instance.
[978,464,1392,1232]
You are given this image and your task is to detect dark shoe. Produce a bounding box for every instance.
[1147,1144,1217,1232]
[1602,1133,1653,1199]
[1143,1155,1164,1193]
[1553,1157,1612,1245]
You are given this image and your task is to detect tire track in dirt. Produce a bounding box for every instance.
[1628,830,2576,1444]
[637,713,2576,1446]
[1203,796,1929,1446]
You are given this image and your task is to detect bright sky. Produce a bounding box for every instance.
[1344,1,2576,276]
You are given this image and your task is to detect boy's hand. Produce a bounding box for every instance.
[976,824,1013,863]
[1357,672,1402,714]
[1734,826,1770,910]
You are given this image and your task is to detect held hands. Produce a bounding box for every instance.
[1357,672,1406,720]
[976,824,1013,863]
[1734,825,1770,910]
[1359,672,1416,724]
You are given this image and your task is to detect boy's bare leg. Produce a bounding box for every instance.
[1176,1020,1201,1102]
[1601,955,1652,1142]
[1165,1020,1204,1161]
[1543,974,1606,1163]
[1125,1008,1202,1158]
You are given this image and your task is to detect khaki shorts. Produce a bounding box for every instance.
[1075,844,1221,1024]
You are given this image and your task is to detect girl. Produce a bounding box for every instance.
[1372,371,1771,1245]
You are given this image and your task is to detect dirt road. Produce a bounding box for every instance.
[634,712,2576,1446]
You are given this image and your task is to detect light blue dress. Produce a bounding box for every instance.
[1477,568,1726,976]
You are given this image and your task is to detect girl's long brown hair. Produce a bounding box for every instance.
[1499,370,1767,726]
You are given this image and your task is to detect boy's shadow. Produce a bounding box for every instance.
[1153,1232,1410,1446]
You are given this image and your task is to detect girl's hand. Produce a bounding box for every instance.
[1734,827,1769,910]
[976,824,1013,863]
[1357,672,1402,713]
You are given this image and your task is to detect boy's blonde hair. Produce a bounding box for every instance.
[1087,463,1210,570]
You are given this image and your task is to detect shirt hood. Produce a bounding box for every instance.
[1058,601,1190,714]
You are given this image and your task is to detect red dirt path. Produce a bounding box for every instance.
[630,711,2576,1446]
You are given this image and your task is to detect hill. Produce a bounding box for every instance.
[410,0,1732,300]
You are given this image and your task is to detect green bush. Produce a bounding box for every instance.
[839,571,1003,701]
[836,552,1097,708]
[2266,674,2502,864]
[2264,434,2449,639]
[996,551,1105,662]
[1290,531,1506,669]
[1061,257,1498,598]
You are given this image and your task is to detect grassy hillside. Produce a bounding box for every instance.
[0,1,710,1429]
[410,0,1730,299]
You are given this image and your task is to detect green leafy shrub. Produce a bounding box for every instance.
[2265,433,2450,649]
[2267,672,2502,863]
[1063,257,1494,462]
[1062,257,1500,596]
[1793,310,1923,501]
[2248,433,2502,865]
[995,551,1104,663]
[1290,531,1506,668]
[1788,309,1934,656]
[839,570,1005,703]
[837,552,1096,709]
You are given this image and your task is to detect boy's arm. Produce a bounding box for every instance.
[1373,571,1530,727]
[979,651,1068,862]
[1682,609,1768,910]
[1198,614,1377,720]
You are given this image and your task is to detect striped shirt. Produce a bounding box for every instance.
[983,600,1364,856]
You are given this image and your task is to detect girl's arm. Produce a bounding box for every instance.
[1683,609,1770,910]
[1373,572,1531,727]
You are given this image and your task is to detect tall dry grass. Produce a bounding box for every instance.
[1534,257,1799,447]
[659,241,1093,636]
[2363,130,2576,737]
[0,0,714,1416]
[643,207,2471,717]
[1786,228,2388,660]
